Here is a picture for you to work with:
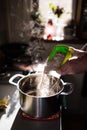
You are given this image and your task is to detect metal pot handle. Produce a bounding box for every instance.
[9,74,25,86]
[61,82,74,95]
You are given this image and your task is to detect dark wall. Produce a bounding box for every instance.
[0,1,8,44]
[0,0,31,44]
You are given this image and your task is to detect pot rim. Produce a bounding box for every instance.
[17,73,64,98]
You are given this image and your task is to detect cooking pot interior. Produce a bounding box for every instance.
[19,74,63,97]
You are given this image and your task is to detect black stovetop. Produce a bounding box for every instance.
[11,109,62,130]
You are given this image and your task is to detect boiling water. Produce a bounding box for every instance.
[26,73,60,97]
[33,59,60,97]
[30,50,64,97]
[25,59,61,97]
[36,59,50,97]
[25,71,60,97]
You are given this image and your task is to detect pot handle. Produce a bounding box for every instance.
[9,74,25,86]
[61,82,73,95]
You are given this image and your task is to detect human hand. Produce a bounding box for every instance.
[57,57,85,75]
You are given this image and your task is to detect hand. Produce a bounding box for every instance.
[57,54,87,75]
[57,57,78,75]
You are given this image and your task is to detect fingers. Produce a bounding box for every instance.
[57,61,74,75]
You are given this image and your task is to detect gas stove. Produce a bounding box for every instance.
[11,107,62,130]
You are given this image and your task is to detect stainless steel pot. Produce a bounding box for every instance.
[9,72,73,118]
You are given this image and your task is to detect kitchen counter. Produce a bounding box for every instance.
[0,83,20,130]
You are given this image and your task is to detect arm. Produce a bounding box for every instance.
[57,53,87,75]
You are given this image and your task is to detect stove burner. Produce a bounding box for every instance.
[11,109,61,130]
[21,111,60,121]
